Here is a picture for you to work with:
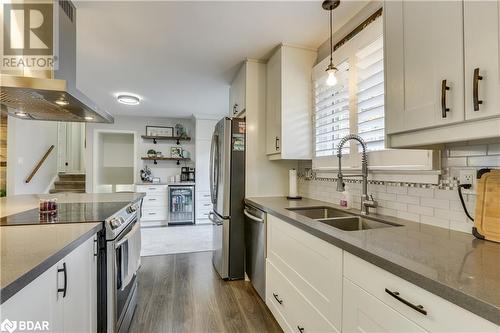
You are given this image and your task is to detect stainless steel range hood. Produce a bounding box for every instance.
[0,0,113,123]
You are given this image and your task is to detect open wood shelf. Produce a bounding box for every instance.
[141,135,191,144]
[141,156,190,165]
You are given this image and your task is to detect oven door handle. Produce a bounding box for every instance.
[116,220,139,248]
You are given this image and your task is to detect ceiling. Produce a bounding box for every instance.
[75,1,368,119]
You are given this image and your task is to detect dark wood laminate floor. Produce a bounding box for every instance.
[129,251,282,333]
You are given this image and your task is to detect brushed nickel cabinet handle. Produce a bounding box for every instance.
[441,79,450,118]
[473,68,483,111]
[385,288,427,315]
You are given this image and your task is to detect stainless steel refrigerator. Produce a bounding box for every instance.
[209,117,246,280]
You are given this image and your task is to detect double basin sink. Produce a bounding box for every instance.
[286,206,402,232]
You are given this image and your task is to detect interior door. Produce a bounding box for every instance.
[464,0,500,120]
[58,122,85,173]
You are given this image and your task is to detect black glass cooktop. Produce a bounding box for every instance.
[0,202,130,226]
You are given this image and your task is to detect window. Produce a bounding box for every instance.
[313,18,385,159]
[356,36,385,152]
[314,61,350,156]
[312,14,437,176]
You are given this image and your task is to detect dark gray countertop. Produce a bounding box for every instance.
[245,196,500,325]
[0,223,102,304]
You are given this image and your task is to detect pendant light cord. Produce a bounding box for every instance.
[329,8,333,65]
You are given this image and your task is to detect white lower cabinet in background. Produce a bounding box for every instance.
[265,214,500,333]
[0,236,97,333]
[135,184,167,221]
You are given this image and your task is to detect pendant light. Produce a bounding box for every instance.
[323,0,340,86]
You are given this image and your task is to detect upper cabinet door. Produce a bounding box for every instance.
[385,1,464,134]
[464,1,500,120]
[266,48,282,155]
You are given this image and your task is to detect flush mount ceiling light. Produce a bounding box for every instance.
[323,0,340,86]
[15,111,28,117]
[116,94,141,106]
[84,116,94,120]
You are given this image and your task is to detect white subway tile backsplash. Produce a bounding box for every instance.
[386,186,408,195]
[396,194,420,205]
[407,204,433,217]
[420,197,450,209]
[487,143,500,155]
[449,145,487,157]
[298,138,499,234]
[407,187,434,198]
[468,155,500,167]
[434,189,460,201]
[443,157,467,167]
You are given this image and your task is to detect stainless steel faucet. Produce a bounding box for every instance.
[336,134,378,215]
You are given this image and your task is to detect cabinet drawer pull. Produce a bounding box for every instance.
[203,204,211,206]
[272,292,283,305]
[148,198,157,201]
[441,79,450,118]
[473,68,483,111]
[57,263,67,298]
[148,187,157,190]
[148,212,157,215]
[275,136,280,150]
[385,288,427,315]
[297,326,304,333]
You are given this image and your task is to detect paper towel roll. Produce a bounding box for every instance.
[289,169,298,198]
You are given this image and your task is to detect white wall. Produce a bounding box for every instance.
[86,115,195,192]
[6,117,59,195]
[245,60,298,197]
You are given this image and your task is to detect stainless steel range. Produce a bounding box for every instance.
[98,201,141,333]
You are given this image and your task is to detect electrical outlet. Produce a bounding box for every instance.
[459,169,476,189]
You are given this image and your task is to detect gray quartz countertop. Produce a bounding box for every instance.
[0,222,102,304]
[245,196,500,325]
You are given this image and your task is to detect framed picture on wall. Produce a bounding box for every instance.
[146,126,174,137]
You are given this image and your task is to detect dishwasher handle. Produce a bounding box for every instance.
[244,209,264,223]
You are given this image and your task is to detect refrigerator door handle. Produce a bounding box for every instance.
[209,212,223,226]
[209,133,219,205]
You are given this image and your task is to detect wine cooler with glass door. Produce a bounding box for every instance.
[168,185,195,225]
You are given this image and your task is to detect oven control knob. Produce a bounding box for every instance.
[110,217,121,229]
[126,205,136,214]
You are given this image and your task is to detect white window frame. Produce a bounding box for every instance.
[312,17,440,183]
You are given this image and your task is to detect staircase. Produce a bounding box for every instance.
[49,173,86,193]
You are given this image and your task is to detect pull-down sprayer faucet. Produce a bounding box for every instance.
[336,134,377,215]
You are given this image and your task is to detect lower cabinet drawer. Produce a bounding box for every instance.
[141,208,167,221]
[344,252,499,332]
[142,194,166,208]
[343,278,427,333]
[266,259,339,333]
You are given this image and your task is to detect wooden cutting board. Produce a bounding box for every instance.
[474,170,500,242]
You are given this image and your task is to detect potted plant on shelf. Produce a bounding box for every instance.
[147,149,157,158]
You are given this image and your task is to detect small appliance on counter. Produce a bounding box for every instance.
[181,167,195,182]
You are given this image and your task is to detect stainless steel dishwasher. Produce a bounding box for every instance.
[244,204,266,300]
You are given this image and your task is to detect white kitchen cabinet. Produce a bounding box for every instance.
[344,252,499,333]
[135,184,167,221]
[343,278,426,333]
[385,0,464,134]
[0,236,97,333]
[265,44,317,159]
[385,0,500,148]
[229,64,246,117]
[195,118,217,223]
[266,214,342,332]
[464,1,500,121]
